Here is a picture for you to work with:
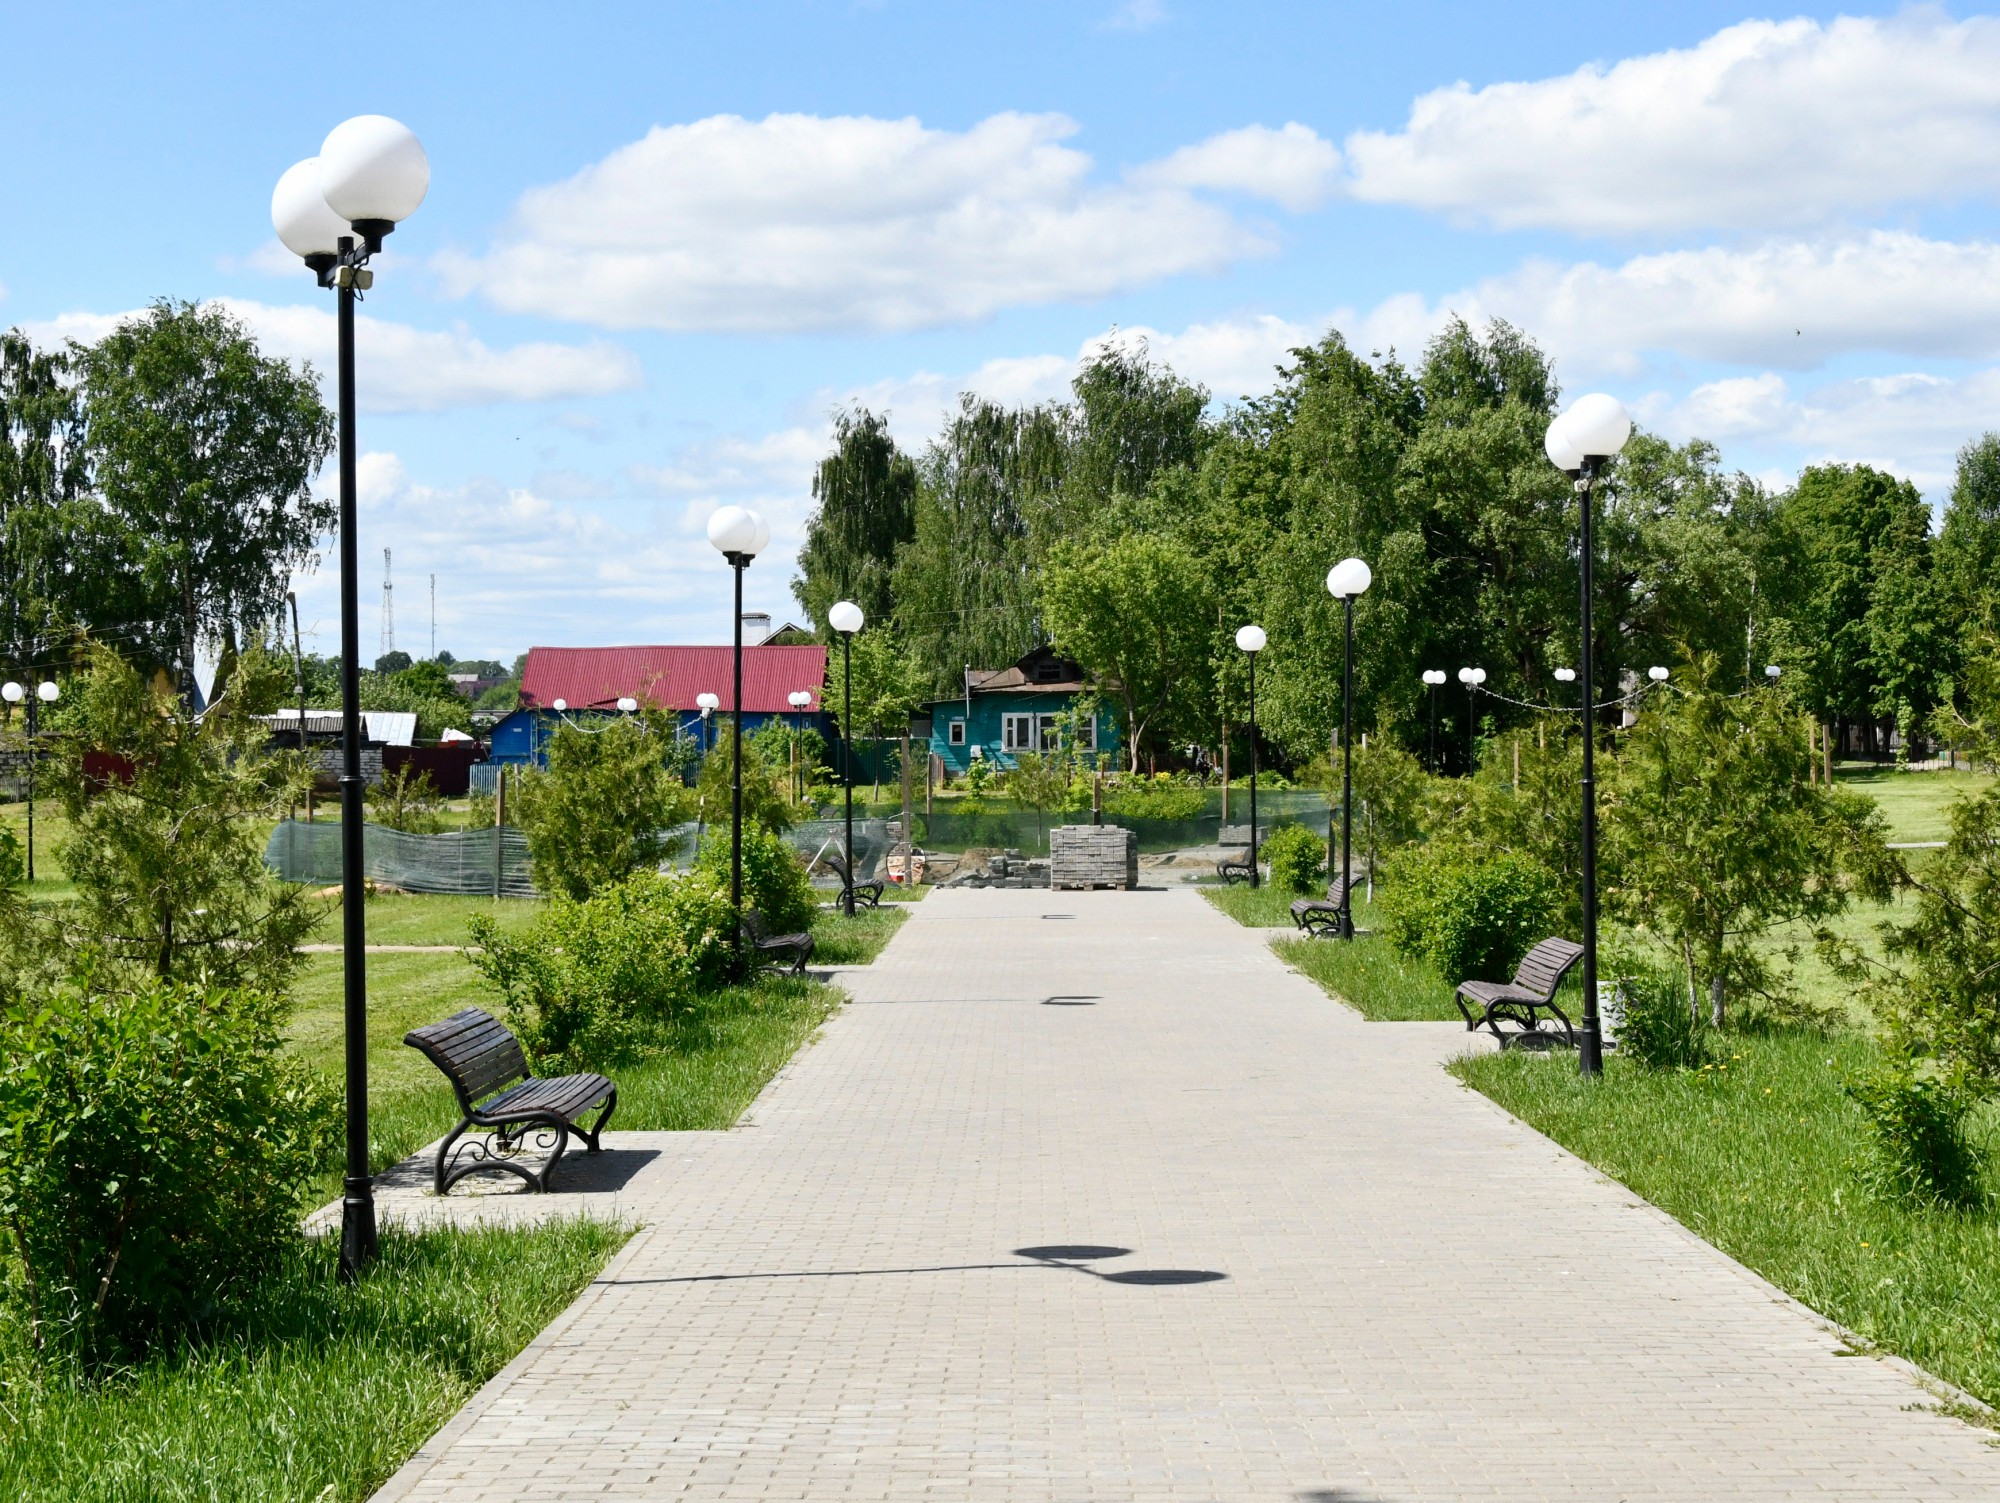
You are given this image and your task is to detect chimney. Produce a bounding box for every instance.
[740,612,772,646]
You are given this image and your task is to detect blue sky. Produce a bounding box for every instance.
[5,2,1998,662]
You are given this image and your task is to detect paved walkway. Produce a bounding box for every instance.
[373,887,1999,1501]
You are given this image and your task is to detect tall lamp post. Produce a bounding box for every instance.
[1422,669,1446,773]
[707,506,771,962]
[697,692,719,756]
[1456,666,1486,769]
[1327,558,1371,936]
[272,113,428,1282]
[2,679,58,881]
[789,690,812,802]
[1234,626,1265,889]
[829,601,865,915]
[1545,392,1634,1080]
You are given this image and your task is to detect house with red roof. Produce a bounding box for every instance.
[488,643,832,768]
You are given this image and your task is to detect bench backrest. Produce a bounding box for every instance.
[1326,875,1351,908]
[405,1007,529,1107]
[741,907,771,943]
[1512,937,1585,1000]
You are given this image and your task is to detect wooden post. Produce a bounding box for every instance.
[900,732,914,880]
[1823,722,1834,785]
[1093,767,1102,825]
[1219,721,1229,823]
[492,764,506,898]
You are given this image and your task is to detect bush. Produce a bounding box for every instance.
[1262,822,1326,895]
[0,969,337,1358]
[1378,845,1562,984]
[515,713,692,901]
[1843,1063,1987,1210]
[1102,777,1204,819]
[696,823,818,937]
[1613,959,1710,1071]
[366,765,446,834]
[467,871,737,1071]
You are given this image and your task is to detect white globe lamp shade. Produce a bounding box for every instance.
[1,682,21,703]
[1472,668,1487,685]
[1554,667,1577,682]
[697,692,720,711]
[37,681,58,702]
[1648,665,1670,682]
[828,600,865,635]
[1456,668,1473,684]
[1235,624,1267,653]
[1562,393,1633,459]
[552,698,567,712]
[1326,557,1372,599]
[1544,413,1585,473]
[318,115,429,224]
[271,158,350,257]
[707,505,761,556]
[748,512,772,556]
[1422,669,1445,686]
[616,696,638,713]
[1765,664,1782,679]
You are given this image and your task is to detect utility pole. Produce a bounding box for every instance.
[380,547,395,663]
[430,572,436,660]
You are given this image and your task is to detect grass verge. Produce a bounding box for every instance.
[1271,933,1464,1021]
[810,903,908,964]
[1455,1032,2000,1412]
[1202,882,1384,930]
[0,1218,628,1503]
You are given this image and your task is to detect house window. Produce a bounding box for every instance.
[1002,713,1036,752]
[1036,713,1060,749]
[948,719,966,746]
[1074,713,1095,750]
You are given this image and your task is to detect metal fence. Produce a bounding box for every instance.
[908,792,1332,855]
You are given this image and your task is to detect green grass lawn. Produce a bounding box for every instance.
[1271,933,1471,1021]
[0,1218,627,1503]
[1456,1033,2000,1414]
[810,903,909,964]
[1201,881,1385,930]
[1834,762,1993,843]
[302,889,547,947]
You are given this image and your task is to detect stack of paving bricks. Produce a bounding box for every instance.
[1049,823,1138,890]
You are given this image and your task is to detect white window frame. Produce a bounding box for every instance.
[1074,712,1096,750]
[947,719,966,746]
[1002,712,1035,752]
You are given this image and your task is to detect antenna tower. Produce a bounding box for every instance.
[380,548,395,661]
[430,573,437,659]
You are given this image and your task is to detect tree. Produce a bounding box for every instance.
[1042,534,1215,771]
[49,645,320,993]
[77,302,334,703]
[0,330,91,676]
[1603,667,1892,1027]
[692,722,794,833]
[374,649,413,675]
[825,628,925,790]
[793,407,917,634]
[1934,433,2000,640]
[515,713,693,900]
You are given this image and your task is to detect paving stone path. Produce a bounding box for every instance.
[372,887,2000,1501]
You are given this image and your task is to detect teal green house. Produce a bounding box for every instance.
[921,645,1118,775]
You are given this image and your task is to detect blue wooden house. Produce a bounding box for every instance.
[924,645,1118,775]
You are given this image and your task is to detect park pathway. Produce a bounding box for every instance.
[374,887,2000,1502]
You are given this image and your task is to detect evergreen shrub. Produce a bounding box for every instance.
[1379,845,1562,984]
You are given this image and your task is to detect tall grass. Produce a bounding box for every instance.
[809,903,908,964]
[0,1219,627,1502]
[1272,934,1463,1021]
[1457,1033,2000,1411]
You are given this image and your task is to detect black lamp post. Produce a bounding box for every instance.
[707,506,771,963]
[2,679,58,881]
[1546,392,1634,1080]
[273,112,429,1282]
[829,601,864,915]
[789,690,812,802]
[1456,665,1486,770]
[1326,558,1371,937]
[1422,669,1446,774]
[1234,625,1265,889]
[697,693,718,756]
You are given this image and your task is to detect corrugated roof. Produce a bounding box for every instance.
[519,645,829,714]
[257,709,418,745]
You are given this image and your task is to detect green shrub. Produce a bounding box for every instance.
[515,713,692,901]
[1843,1063,1987,1210]
[1378,845,1562,984]
[1613,960,1710,1071]
[1261,822,1326,895]
[697,823,817,936]
[1102,777,1204,819]
[467,871,737,1070]
[0,969,337,1358]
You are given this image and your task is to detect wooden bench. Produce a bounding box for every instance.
[744,907,814,974]
[1289,876,1353,939]
[1455,937,1585,1049]
[403,1007,616,1194]
[1216,825,1257,885]
[820,852,884,909]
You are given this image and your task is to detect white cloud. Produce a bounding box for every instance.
[1132,123,1340,212]
[23,300,641,413]
[1101,0,1167,33]
[1343,13,2000,234]
[436,111,1282,333]
[1341,232,2000,376]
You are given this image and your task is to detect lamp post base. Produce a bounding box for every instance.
[338,1181,377,1283]
[1578,1018,1603,1077]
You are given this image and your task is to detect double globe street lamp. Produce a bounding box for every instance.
[1421,669,1447,773]
[828,601,865,915]
[1326,558,1371,937]
[272,113,429,1282]
[1544,392,1635,1080]
[1234,626,1266,889]
[2,679,58,881]
[697,692,720,755]
[1456,666,1486,768]
[788,691,813,803]
[707,506,772,960]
